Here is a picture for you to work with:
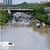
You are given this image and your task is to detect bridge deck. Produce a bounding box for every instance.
[0,9,33,12]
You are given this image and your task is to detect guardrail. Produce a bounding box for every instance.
[0,7,32,10]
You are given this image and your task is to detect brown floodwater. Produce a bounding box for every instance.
[32,25,48,34]
[0,22,49,50]
[32,23,50,50]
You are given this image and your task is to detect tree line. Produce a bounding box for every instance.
[32,2,50,25]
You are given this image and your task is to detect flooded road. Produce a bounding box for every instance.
[0,12,49,50]
[0,22,49,50]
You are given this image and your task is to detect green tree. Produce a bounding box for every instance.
[33,3,48,24]
[0,10,11,26]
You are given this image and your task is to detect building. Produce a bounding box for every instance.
[3,0,12,5]
[0,3,4,6]
[46,0,50,2]
[48,0,50,1]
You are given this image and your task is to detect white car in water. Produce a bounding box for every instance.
[42,22,45,27]
[36,21,41,28]
[0,41,14,48]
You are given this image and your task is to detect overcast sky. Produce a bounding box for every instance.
[0,0,47,4]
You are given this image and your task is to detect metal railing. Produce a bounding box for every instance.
[0,7,32,11]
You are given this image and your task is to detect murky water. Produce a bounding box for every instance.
[0,22,49,50]
[0,12,49,50]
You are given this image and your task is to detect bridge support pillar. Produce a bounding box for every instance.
[8,9,11,14]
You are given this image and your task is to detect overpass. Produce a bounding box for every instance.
[0,9,33,13]
[0,5,33,13]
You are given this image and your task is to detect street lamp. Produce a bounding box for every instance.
[1,26,4,42]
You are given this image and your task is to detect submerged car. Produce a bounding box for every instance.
[36,21,41,28]
[0,41,15,48]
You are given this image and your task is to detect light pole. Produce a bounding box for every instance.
[1,26,4,42]
[1,25,5,42]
